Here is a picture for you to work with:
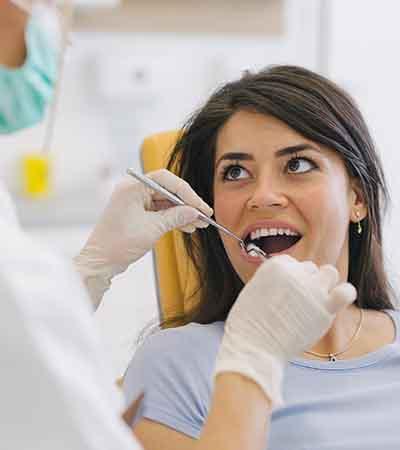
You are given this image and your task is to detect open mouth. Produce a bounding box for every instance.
[244,227,302,256]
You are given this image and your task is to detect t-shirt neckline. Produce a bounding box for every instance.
[290,308,400,371]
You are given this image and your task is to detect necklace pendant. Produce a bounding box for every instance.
[329,354,337,362]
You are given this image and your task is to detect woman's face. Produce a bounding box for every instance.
[213,110,365,283]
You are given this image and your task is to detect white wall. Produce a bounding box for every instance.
[326,0,400,296]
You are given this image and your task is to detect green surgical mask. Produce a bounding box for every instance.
[0,16,57,134]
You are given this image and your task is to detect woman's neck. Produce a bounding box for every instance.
[303,305,395,361]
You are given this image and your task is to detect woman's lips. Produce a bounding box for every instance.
[239,237,302,264]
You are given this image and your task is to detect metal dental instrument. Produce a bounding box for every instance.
[126,168,267,259]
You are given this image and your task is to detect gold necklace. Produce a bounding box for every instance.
[304,308,364,362]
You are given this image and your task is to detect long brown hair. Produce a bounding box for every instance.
[167,65,395,325]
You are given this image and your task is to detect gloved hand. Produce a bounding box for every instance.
[215,255,356,408]
[74,169,213,308]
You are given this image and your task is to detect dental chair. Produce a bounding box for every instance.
[140,130,200,325]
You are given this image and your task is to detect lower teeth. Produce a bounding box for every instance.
[246,243,263,257]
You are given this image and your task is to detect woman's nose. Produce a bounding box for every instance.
[246,177,288,211]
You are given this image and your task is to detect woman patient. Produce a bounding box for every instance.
[123,65,400,449]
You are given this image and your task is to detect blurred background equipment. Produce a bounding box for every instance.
[19,0,74,199]
[3,0,399,376]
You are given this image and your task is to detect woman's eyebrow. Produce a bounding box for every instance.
[215,152,254,167]
[215,144,321,167]
[275,144,321,157]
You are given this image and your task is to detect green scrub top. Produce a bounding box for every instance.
[0,17,57,134]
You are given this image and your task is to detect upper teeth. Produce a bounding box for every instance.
[249,228,299,241]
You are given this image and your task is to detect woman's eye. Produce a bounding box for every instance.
[286,157,316,174]
[222,165,250,181]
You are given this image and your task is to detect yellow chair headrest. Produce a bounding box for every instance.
[141,131,200,324]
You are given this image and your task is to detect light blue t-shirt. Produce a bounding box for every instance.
[123,309,400,449]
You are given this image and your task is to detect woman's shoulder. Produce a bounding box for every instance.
[385,307,400,317]
[123,321,224,413]
[125,321,225,381]
[136,321,225,363]
[149,321,224,342]
[384,307,400,338]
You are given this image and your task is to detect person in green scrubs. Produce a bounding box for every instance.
[0,1,57,134]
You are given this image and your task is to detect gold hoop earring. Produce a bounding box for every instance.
[356,211,362,235]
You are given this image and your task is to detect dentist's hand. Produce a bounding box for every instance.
[74,169,213,308]
[215,255,356,408]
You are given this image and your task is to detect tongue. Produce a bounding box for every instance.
[259,235,299,254]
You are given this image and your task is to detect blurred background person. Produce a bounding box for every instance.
[0,0,58,134]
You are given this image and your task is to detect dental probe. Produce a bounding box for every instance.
[126,168,267,259]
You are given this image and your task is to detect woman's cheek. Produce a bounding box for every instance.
[214,192,241,251]
[214,192,253,282]
[214,189,243,232]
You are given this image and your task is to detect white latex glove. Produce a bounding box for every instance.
[215,255,357,408]
[74,169,213,308]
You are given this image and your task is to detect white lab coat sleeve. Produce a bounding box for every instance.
[0,223,142,450]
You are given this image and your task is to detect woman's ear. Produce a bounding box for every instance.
[349,179,367,223]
